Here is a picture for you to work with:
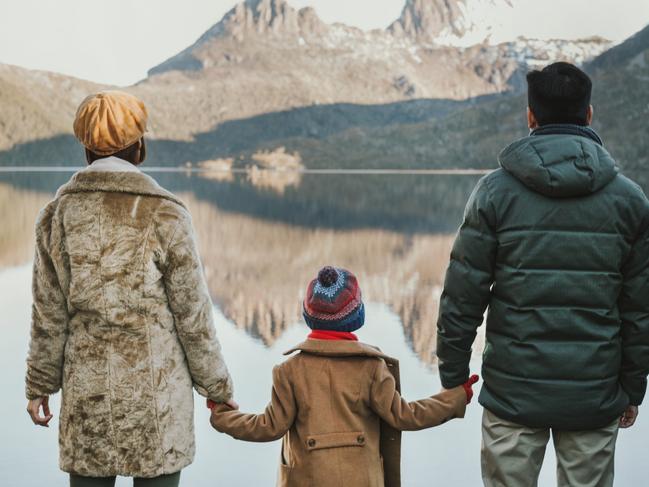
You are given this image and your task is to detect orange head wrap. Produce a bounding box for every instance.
[73,91,148,156]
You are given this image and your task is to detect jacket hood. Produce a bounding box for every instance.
[498,134,618,198]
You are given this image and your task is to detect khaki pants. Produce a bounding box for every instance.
[481,409,619,487]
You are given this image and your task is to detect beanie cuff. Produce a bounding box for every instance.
[303,303,365,333]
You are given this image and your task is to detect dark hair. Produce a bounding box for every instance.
[526,62,592,126]
[85,138,146,165]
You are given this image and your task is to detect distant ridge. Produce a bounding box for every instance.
[587,23,649,71]
[1,0,637,171]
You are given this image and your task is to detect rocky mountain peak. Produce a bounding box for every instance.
[207,0,328,42]
[389,0,514,46]
[148,0,328,76]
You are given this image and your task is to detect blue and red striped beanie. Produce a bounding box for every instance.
[303,266,365,332]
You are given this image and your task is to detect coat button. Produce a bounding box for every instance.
[357,435,365,444]
[308,439,316,447]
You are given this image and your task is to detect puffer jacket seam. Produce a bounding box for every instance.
[490,293,614,313]
[620,213,649,274]
[579,139,601,193]
[528,141,547,173]
[484,362,620,382]
[496,263,621,275]
[499,228,621,236]
[482,174,499,231]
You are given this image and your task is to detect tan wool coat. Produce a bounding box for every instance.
[210,339,466,487]
[25,165,233,478]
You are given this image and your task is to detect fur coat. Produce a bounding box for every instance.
[25,159,233,478]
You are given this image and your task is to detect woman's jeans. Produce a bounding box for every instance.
[69,471,181,487]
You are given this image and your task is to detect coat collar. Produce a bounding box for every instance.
[284,339,397,364]
[83,156,141,173]
[56,167,186,209]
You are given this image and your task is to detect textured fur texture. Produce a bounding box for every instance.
[211,340,467,487]
[25,169,233,478]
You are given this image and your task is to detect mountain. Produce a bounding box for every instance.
[140,0,523,146]
[149,0,328,75]
[0,0,621,167]
[281,22,649,173]
[587,23,649,72]
[137,0,610,142]
[0,64,101,152]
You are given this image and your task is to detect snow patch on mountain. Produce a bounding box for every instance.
[430,0,517,47]
[390,0,516,45]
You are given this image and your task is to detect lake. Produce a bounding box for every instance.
[1,169,648,486]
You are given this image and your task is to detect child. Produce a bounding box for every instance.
[210,266,478,487]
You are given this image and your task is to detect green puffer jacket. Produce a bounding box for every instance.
[437,130,649,430]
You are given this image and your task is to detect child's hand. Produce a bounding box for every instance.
[224,399,240,410]
[462,375,480,404]
[207,398,240,410]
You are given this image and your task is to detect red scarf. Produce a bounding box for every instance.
[308,330,358,341]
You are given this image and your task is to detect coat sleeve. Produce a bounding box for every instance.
[618,218,649,406]
[25,207,69,400]
[210,364,296,442]
[369,359,466,431]
[436,176,497,388]
[163,212,233,403]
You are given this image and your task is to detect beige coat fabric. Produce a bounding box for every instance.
[210,339,466,487]
[25,166,233,478]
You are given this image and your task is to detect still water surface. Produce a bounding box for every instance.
[1,170,647,486]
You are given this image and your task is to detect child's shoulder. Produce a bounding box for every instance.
[280,340,397,367]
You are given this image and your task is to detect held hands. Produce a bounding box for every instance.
[462,375,480,404]
[440,374,480,404]
[207,398,240,411]
[619,405,638,428]
[27,396,53,427]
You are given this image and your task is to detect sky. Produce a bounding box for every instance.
[0,0,648,86]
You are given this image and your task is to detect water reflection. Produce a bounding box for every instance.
[0,171,485,364]
[189,195,456,361]
[2,168,648,365]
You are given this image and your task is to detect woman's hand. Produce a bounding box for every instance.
[27,396,53,427]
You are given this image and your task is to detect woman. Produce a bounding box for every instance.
[25,91,236,487]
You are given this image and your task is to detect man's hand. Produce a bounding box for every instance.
[27,396,53,427]
[620,405,639,428]
[207,398,240,410]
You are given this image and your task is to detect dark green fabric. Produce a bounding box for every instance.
[70,476,116,487]
[437,132,649,430]
[70,472,180,487]
[134,472,181,487]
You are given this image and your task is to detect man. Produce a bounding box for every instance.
[25,91,236,487]
[436,62,649,486]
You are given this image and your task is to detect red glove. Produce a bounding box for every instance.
[463,375,480,404]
